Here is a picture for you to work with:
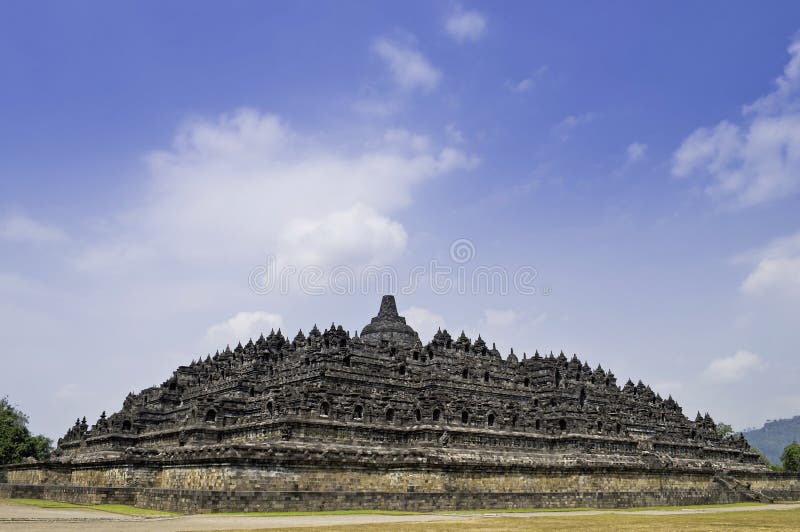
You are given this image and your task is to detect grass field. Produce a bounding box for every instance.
[0,497,178,516]
[3,497,800,530]
[221,508,800,531]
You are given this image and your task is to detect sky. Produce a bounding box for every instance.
[2,1,800,439]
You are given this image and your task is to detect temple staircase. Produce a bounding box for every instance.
[713,471,773,503]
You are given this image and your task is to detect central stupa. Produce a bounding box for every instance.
[358,295,421,347]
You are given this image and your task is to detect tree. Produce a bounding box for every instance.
[716,422,734,438]
[0,397,52,465]
[781,441,800,472]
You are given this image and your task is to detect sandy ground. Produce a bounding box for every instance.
[1,501,799,531]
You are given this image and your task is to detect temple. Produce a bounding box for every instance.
[55,295,753,460]
[2,296,798,512]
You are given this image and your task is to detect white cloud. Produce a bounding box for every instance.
[206,311,284,349]
[508,78,534,93]
[672,38,800,207]
[743,40,800,116]
[0,214,67,244]
[75,108,477,275]
[704,350,765,382]
[402,306,446,342]
[554,113,594,141]
[373,37,441,91]
[445,5,487,43]
[743,256,800,296]
[505,66,548,94]
[626,142,648,163]
[740,230,800,296]
[484,308,518,328]
[280,204,407,267]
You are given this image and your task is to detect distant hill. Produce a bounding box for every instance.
[743,415,800,465]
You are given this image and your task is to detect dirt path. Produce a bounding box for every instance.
[1,501,799,531]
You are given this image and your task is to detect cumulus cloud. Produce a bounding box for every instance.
[444,5,487,43]
[704,350,766,382]
[743,257,800,296]
[672,37,800,207]
[505,66,548,94]
[739,230,800,296]
[373,37,441,91]
[206,311,283,349]
[743,39,800,116]
[626,142,648,163]
[75,108,477,277]
[508,78,534,93]
[280,204,407,267]
[402,306,446,342]
[554,112,594,141]
[0,214,67,244]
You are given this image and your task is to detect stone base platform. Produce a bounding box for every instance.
[2,467,799,513]
[0,483,761,513]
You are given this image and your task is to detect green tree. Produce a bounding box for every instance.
[0,397,52,465]
[781,441,800,472]
[716,422,734,438]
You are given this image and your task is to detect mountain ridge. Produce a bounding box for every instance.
[743,415,800,465]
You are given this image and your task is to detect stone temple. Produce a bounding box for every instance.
[2,296,798,512]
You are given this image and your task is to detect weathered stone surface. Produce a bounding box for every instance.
[3,295,796,512]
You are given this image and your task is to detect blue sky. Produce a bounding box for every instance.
[2,1,800,439]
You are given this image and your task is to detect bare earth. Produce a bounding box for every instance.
[1,501,799,532]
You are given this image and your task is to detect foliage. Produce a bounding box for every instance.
[0,397,52,465]
[781,441,800,472]
[743,415,800,465]
[716,422,734,438]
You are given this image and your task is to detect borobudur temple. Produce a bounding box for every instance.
[2,295,799,512]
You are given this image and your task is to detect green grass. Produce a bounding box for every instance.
[2,498,82,508]
[2,498,178,516]
[218,508,800,531]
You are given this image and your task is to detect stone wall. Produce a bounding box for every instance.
[2,464,740,493]
[742,472,800,500]
[3,462,799,513]
[0,482,747,513]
